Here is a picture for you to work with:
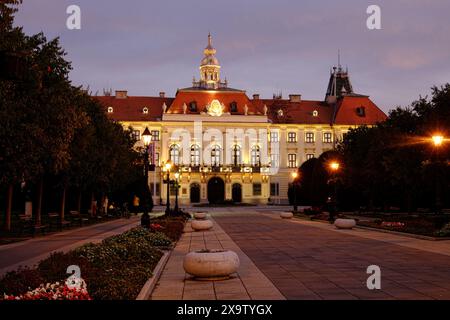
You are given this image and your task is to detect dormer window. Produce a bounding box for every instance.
[189,101,197,112]
[312,110,319,117]
[356,107,366,117]
[230,101,238,113]
[107,106,113,113]
[277,109,284,117]
[143,107,149,114]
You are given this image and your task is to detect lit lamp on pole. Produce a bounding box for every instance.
[141,128,152,228]
[291,171,299,213]
[164,161,172,215]
[431,134,446,213]
[328,160,341,223]
[174,172,180,214]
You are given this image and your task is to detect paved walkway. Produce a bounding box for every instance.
[215,211,450,300]
[0,217,140,275]
[153,208,450,300]
[151,217,285,300]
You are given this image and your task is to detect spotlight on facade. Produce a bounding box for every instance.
[329,161,340,172]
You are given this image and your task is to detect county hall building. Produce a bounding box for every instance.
[95,35,386,205]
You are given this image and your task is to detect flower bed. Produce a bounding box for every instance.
[0,226,177,300]
[355,214,450,237]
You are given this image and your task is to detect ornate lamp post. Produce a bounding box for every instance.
[291,171,299,213]
[431,134,445,213]
[164,161,172,215]
[141,128,152,228]
[174,172,180,214]
[328,161,340,223]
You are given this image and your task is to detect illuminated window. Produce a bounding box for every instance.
[270,131,279,143]
[305,132,315,143]
[131,130,140,142]
[251,145,261,166]
[288,154,297,168]
[232,145,241,165]
[312,110,319,117]
[107,106,113,113]
[190,145,200,166]
[323,132,333,143]
[306,154,315,160]
[277,109,284,117]
[151,130,160,141]
[211,145,221,166]
[143,107,149,114]
[270,154,280,168]
[288,132,297,143]
[169,145,180,165]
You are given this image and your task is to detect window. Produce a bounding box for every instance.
[356,107,366,117]
[170,183,178,195]
[306,154,315,160]
[169,145,180,165]
[305,132,315,143]
[323,132,333,144]
[270,183,280,196]
[190,145,200,166]
[232,145,241,166]
[150,183,160,196]
[253,183,262,196]
[143,107,149,114]
[189,101,197,112]
[270,131,279,143]
[230,101,238,113]
[151,130,160,141]
[288,154,297,168]
[251,145,261,166]
[312,110,319,117]
[152,153,159,166]
[107,106,113,113]
[277,109,284,117]
[211,145,221,166]
[288,132,297,143]
[270,154,280,168]
[131,130,140,142]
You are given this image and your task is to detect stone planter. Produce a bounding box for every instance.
[194,212,207,220]
[334,218,356,229]
[280,212,294,219]
[183,249,240,280]
[191,219,213,231]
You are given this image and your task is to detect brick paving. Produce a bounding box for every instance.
[150,217,285,300]
[213,211,450,300]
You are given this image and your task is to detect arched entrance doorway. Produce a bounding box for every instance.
[190,183,201,203]
[207,177,225,204]
[232,183,242,203]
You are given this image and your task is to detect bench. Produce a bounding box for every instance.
[69,211,89,226]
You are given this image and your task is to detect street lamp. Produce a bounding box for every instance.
[174,172,180,214]
[164,161,172,215]
[141,127,152,228]
[328,160,340,223]
[431,134,446,213]
[291,171,299,213]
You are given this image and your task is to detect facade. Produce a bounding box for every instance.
[95,34,387,205]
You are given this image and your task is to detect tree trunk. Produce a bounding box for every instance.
[35,179,43,226]
[77,190,82,213]
[5,184,13,232]
[60,186,66,222]
[90,192,95,217]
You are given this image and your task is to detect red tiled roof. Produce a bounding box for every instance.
[94,93,386,125]
[95,96,173,121]
[167,89,264,115]
[254,99,333,124]
[334,96,387,125]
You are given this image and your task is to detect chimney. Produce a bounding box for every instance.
[289,94,302,103]
[115,90,127,99]
[253,94,260,100]
[159,92,165,98]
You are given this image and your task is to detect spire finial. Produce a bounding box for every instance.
[208,32,212,47]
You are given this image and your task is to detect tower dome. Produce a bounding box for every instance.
[196,33,226,89]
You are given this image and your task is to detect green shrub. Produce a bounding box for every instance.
[0,267,44,296]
